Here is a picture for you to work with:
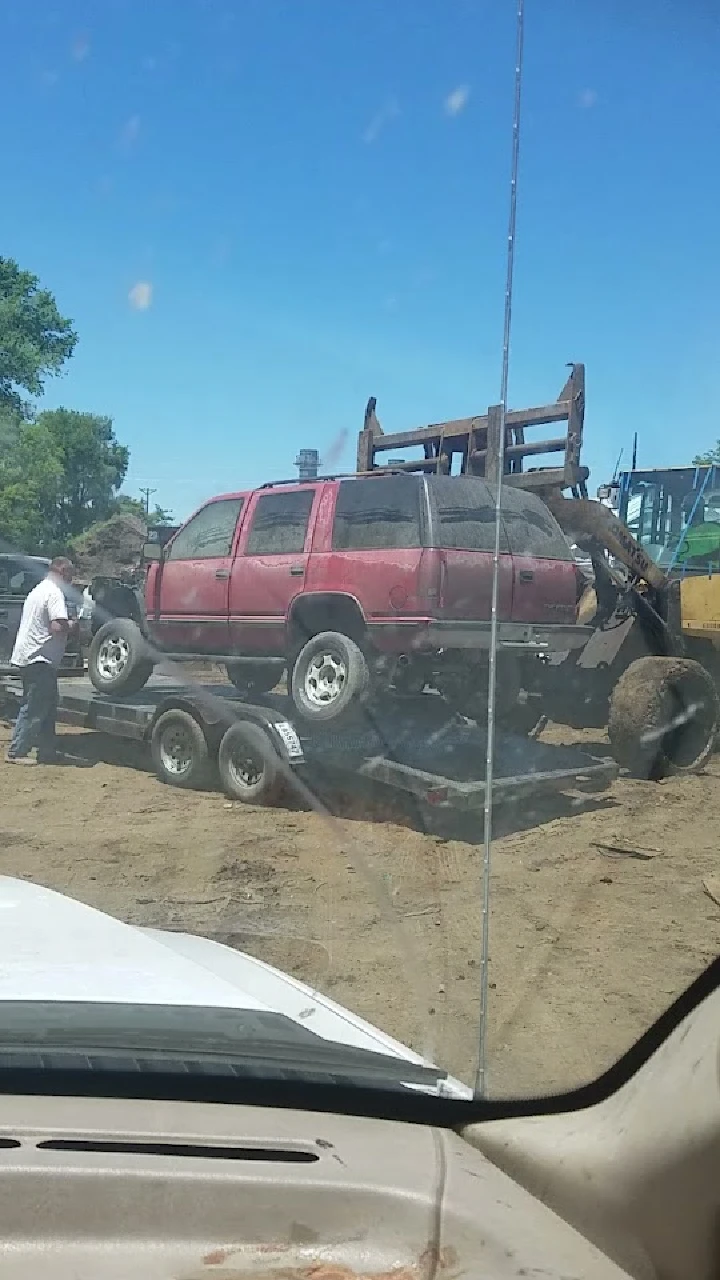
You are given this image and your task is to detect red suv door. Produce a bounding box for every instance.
[150,496,246,652]
[426,476,513,621]
[497,487,578,625]
[307,475,433,646]
[228,486,318,655]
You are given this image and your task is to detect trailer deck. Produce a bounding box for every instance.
[0,673,618,809]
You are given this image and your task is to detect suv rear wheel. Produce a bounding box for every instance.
[290,630,369,724]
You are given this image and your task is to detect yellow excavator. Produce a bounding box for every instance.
[357,364,719,779]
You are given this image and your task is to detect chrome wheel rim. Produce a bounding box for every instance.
[97,635,130,680]
[227,747,263,790]
[304,650,347,706]
[159,724,194,776]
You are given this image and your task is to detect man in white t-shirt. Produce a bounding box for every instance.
[6,557,76,765]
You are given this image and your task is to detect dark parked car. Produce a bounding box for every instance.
[0,555,84,673]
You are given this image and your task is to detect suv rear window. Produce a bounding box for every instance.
[332,476,422,551]
[429,476,509,552]
[498,487,574,561]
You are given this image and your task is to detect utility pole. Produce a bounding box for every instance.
[139,487,157,516]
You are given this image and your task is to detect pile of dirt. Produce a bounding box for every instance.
[70,514,147,582]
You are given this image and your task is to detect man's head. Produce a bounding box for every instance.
[48,557,74,585]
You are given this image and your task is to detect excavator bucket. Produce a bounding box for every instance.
[356,363,588,495]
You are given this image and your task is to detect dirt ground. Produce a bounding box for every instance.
[1,682,719,1098]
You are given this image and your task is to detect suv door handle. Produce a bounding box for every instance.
[215,568,230,580]
[519,569,534,583]
[289,565,305,577]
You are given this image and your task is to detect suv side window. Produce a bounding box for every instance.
[4,560,43,596]
[166,498,244,560]
[499,488,573,561]
[246,490,315,555]
[429,476,509,552]
[332,476,422,551]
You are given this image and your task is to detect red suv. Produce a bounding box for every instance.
[87,473,588,723]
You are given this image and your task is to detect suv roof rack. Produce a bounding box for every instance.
[258,471,410,489]
[356,364,589,495]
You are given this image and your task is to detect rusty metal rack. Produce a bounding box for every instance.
[356,363,588,496]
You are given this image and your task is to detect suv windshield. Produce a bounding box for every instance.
[0,0,718,1109]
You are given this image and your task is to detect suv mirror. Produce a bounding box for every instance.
[142,541,162,562]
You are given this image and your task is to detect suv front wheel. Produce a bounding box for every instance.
[290,631,370,724]
[88,618,154,696]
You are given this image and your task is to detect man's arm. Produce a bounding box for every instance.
[48,586,71,635]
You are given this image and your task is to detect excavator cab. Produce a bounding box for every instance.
[616,464,720,573]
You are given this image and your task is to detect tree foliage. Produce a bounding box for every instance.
[692,442,720,466]
[35,408,129,543]
[0,410,130,553]
[111,494,175,525]
[0,256,171,559]
[0,257,77,416]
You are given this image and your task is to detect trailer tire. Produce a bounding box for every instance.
[89,619,153,695]
[225,661,283,696]
[151,709,211,789]
[608,656,718,779]
[290,630,369,724]
[217,721,283,805]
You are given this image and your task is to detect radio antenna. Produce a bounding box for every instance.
[476,0,525,1097]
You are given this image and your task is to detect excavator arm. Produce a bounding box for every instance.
[545,495,668,593]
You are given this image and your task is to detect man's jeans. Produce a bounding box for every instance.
[8,662,59,762]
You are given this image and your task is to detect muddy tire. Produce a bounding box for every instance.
[217,721,283,804]
[88,619,154,696]
[151,709,210,789]
[290,630,369,724]
[608,656,718,779]
[225,661,283,696]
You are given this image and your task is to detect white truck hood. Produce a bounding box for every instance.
[0,876,469,1096]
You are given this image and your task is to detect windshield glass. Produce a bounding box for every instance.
[0,0,718,1106]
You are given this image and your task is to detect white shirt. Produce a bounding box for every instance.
[10,576,69,669]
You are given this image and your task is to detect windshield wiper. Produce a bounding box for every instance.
[0,1002,447,1091]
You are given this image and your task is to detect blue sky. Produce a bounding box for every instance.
[2,0,718,520]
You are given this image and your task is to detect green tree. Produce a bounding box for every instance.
[150,503,174,525]
[0,258,77,416]
[110,493,148,521]
[33,408,129,543]
[0,419,64,551]
[106,495,174,525]
[693,442,720,466]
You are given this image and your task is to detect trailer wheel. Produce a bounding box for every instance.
[151,709,211,789]
[225,661,283,695]
[89,619,153,695]
[608,656,718,779]
[217,721,283,804]
[290,631,369,724]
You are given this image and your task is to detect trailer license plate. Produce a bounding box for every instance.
[275,721,303,758]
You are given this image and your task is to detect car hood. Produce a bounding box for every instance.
[0,876,469,1097]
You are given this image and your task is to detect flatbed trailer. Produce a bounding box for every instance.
[0,672,618,813]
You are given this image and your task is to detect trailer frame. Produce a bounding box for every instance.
[0,672,617,811]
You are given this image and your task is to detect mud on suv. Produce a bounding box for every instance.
[87,473,589,724]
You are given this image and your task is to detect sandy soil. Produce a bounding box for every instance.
[1,688,719,1099]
